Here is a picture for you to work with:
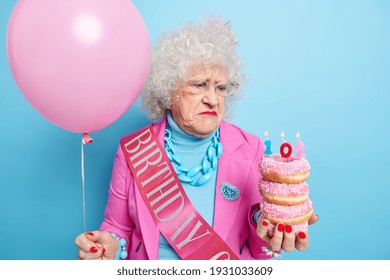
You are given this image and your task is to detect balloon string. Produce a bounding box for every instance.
[81,139,87,233]
[81,133,93,233]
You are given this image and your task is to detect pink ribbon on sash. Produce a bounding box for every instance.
[120,125,239,260]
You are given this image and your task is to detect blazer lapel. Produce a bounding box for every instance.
[213,120,252,240]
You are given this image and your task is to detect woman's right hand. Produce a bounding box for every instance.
[74,231,119,260]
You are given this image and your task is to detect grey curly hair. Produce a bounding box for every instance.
[141,18,245,120]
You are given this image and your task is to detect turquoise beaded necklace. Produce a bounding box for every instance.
[164,127,223,187]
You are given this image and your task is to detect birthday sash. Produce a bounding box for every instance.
[120,125,239,260]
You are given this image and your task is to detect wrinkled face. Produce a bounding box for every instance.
[171,64,227,138]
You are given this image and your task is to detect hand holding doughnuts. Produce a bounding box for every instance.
[258,154,313,233]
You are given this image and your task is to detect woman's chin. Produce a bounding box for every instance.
[193,125,219,138]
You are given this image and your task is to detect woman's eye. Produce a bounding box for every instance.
[216,84,227,91]
[193,82,207,88]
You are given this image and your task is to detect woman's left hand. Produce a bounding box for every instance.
[256,214,319,253]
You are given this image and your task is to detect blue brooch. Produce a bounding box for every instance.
[220,182,240,201]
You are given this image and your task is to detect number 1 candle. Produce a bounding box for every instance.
[264,131,272,155]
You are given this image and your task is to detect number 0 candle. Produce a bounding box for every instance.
[280,132,292,158]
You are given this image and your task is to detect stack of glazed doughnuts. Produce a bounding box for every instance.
[258,153,313,233]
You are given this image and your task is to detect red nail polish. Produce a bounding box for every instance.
[262,220,269,226]
[285,224,292,233]
[277,224,284,232]
[298,232,306,239]
[102,248,106,254]
[86,232,94,236]
[90,246,98,253]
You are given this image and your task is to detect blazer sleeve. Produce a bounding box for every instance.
[99,144,135,252]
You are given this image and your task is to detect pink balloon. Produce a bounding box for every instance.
[6,0,151,133]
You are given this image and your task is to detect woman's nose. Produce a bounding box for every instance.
[202,88,219,106]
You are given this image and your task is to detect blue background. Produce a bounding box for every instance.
[1,0,389,260]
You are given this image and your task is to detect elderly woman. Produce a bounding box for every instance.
[75,18,317,260]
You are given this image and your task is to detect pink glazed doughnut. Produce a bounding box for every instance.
[259,154,310,184]
[258,178,309,206]
[260,199,313,233]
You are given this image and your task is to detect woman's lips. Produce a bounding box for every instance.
[199,111,217,116]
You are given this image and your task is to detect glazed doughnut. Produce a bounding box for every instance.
[258,178,309,206]
[260,199,313,233]
[259,154,310,184]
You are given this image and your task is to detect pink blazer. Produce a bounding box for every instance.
[100,118,271,260]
